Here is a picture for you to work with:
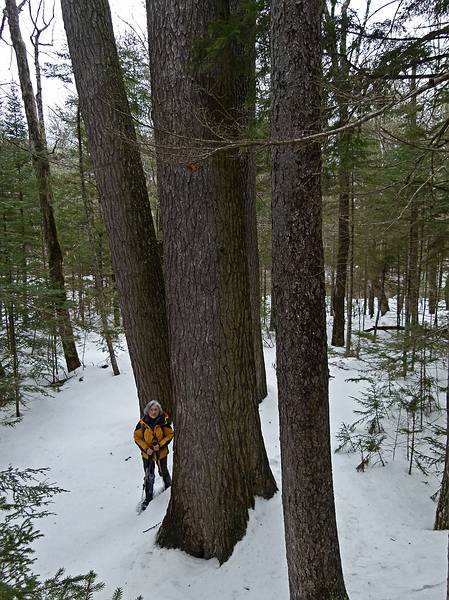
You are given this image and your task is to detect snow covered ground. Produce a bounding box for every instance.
[0,328,447,599]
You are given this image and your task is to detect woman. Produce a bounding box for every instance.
[134,400,174,510]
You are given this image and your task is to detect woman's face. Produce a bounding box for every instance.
[149,405,160,418]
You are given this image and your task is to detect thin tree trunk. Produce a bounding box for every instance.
[345,187,354,357]
[332,162,350,347]
[362,254,368,323]
[271,1,348,598]
[7,305,20,418]
[78,271,85,327]
[397,252,402,328]
[435,343,449,529]
[445,275,449,311]
[434,254,443,327]
[331,1,351,348]
[262,266,268,328]
[428,249,438,315]
[61,0,172,414]
[148,0,276,563]
[269,277,276,331]
[379,265,389,316]
[6,0,81,373]
[368,283,375,318]
[405,71,420,328]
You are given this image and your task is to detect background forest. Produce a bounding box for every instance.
[0,0,448,599]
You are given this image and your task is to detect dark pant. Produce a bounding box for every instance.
[142,456,171,502]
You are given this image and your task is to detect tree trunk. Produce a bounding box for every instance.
[7,305,20,418]
[445,275,449,311]
[61,0,172,414]
[76,107,119,376]
[435,344,449,530]
[6,0,81,373]
[405,72,420,327]
[271,1,348,599]
[379,266,389,316]
[427,251,438,315]
[368,284,375,319]
[397,253,402,328]
[345,188,354,357]
[234,3,267,402]
[330,1,351,349]
[147,0,276,563]
[243,143,267,402]
[331,163,350,347]
[111,273,121,328]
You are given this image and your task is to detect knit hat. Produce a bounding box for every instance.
[143,400,163,416]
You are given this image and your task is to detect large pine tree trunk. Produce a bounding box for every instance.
[271,1,349,598]
[61,0,172,414]
[244,151,267,401]
[76,107,119,376]
[232,0,267,402]
[6,0,80,373]
[147,0,276,563]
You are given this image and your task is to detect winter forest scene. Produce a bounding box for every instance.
[0,0,448,598]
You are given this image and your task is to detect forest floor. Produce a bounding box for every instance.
[0,310,447,600]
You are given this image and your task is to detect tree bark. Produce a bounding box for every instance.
[368,283,375,318]
[427,250,438,315]
[379,265,389,316]
[6,0,81,373]
[435,343,449,530]
[147,0,276,563]
[232,1,267,402]
[76,107,119,376]
[61,0,172,414]
[345,188,354,357]
[405,72,420,328]
[330,1,351,348]
[445,275,449,311]
[331,156,350,347]
[271,1,348,599]
[243,140,267,402]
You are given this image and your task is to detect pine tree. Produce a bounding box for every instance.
[147,0,276,562]
[271,0,349,597]
[60,0,173,415]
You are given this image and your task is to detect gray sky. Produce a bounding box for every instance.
[0,0,146,118]
[1,0,397,119]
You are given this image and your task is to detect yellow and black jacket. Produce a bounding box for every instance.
[134,412,174,461]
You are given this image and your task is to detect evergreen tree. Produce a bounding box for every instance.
[271,1,348,598]
[60,0,173,415]
[5,0,81,374]
[147,0,276,563]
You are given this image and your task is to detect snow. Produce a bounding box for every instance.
[1,331,447,599]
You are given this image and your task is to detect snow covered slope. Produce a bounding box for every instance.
[0,339,446,599]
